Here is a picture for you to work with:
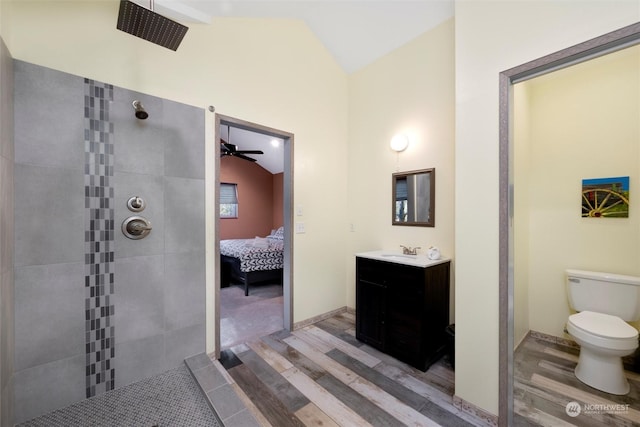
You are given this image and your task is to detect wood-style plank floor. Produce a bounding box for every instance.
[514,334,640,426]
[219,312,487,427]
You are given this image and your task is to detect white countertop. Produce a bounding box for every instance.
[355,250,450,268]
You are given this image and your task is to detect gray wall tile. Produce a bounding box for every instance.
[11,62,208,421]
[0,38,14,427]
[114,255,164,343]
[114,334,165,389]
[163,101,205,179]
[114,171,164,258]
[14,61,84,170]
[112,88,165,176]
[164,323,205,368]
[1,269,14,390]
[164,251,205,331]
[0,39,14,161]
[13,355,85,424]
[0,156,13,275]
[164,176,205,254]
[14,263,84,372]
[1,376,14,427]
[14,163,84,267]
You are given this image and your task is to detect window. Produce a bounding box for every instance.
[394,177,408,222]
[220,183,238,218]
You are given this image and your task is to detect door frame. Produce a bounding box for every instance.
[205,112,294,357]
[498,21,640,426]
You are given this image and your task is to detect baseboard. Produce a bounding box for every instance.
[293,306,348,330]
[452,395,498,427]
[529,330,579,349]
[514,329,530,350]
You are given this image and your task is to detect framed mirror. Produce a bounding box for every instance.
[392,168,435,227]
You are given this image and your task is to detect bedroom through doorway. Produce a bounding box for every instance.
[215,114,293,351]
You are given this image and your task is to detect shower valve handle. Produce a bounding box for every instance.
[122,216,152,240]
[127,220,152,234]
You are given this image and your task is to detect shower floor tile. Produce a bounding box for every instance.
[17,364,222,427]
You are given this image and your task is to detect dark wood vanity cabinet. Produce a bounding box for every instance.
[355,256,451,371]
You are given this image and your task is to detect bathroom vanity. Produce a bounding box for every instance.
[355,251,451,371]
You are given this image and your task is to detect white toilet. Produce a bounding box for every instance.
[566,269,640,395]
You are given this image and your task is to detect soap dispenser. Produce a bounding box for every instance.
[427,246,441,260]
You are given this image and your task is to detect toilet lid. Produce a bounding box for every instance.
[569,311,639,339]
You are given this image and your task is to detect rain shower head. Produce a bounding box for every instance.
[132,100,148,120]
[116,0,188,51]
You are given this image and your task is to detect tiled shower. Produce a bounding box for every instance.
[5,59,207,424]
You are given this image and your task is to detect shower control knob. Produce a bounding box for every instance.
[127,196,146,212]
[122,216,152,240]
[130,197,143,209]
[127,219,151,234]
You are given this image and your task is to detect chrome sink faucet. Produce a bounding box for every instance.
[400,245,420,255]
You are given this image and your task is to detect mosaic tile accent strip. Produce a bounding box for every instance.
[16,365,222,427]
[83,79,115,398]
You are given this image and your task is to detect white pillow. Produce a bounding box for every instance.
[270,226,284,240]
[252,237,269,248]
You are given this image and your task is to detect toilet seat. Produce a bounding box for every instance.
[570,311,638,339]
[568,311,639,351]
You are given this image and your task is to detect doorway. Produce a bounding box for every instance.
[499,22,640,426]
[212,113,294,356]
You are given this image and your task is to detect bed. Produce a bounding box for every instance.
[220,227,284,296]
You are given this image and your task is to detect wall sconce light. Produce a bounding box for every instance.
[390,134,409,152]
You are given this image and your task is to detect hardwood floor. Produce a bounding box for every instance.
[219,312,486,427]
[514,333,640,426]
[217,312,640,426]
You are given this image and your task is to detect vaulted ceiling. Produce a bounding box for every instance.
[144,0,454,173]
[178,0,454,73]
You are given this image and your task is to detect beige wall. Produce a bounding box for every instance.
[455,0,640,416]
[347,18,456,316]
[6,0,640,420]
[513,83,531,348]
[514,46,640,342]
[4,0,349,332]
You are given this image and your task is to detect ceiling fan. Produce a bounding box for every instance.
[220,125,264,162]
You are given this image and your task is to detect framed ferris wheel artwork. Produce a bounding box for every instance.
[582,176,630,218]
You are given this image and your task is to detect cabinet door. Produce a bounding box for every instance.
[356,279,386,349]
[386,269,424,365]
[422,262,451,354]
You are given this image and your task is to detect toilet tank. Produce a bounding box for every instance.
[567,269,640,321]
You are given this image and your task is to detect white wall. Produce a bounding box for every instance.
[455,0,640,416]
[347,19,456,316]
[515,46,640,341]
[4,0,349,335]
